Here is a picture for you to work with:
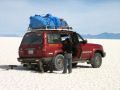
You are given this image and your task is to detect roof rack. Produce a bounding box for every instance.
[27,26,73,31]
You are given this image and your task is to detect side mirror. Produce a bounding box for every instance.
[83,39,87,44]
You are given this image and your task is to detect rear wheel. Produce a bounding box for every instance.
[91,53,102,68]
[52,54,64,71]
[43,66,49,72]
[23,64,27,67]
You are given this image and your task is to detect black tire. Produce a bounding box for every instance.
[72,63,78,67]
[43,65,49,72]
[52,54,64,71]
[91,53,102,68]
[23,64,27,67]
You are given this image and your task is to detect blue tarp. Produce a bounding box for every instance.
[29,14,68,29]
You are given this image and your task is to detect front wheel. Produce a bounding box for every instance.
[91,53,102,68]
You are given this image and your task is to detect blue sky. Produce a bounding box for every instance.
[0,0,120,35]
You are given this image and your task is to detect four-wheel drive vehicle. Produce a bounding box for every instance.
[18,29,106,71]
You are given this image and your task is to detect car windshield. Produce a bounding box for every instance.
[22,33,42,44]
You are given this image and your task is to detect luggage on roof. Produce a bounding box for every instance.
[29,14,69,29]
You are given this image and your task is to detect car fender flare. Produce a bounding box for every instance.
[54,50,64,56]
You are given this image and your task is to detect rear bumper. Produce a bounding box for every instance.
[17,57,52,64]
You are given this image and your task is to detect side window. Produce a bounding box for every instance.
[48,34,61,43]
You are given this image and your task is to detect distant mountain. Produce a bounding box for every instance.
[82,32,120,39]
[0,32,120,39]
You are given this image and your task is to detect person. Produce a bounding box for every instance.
[63,38,72,74]
[38,61,44,73]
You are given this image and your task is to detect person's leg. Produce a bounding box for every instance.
[49,60,54,73]
[68,54,72,73]
[63,54,68,73]
[38,61,44,73]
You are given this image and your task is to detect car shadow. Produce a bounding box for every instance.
[0,64,92,74]
[73,65,92,68]
[0,65,28,71]
[0,65,40,73]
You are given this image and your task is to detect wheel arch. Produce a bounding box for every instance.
[54,50,64,56]
[94,50,104,57]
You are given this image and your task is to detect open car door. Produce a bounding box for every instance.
[71,32,82,59]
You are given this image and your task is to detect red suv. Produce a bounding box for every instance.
[18,29,106,71]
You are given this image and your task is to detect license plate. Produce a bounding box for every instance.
[28,49,34,54]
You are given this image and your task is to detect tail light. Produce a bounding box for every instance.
[19,48,23,52]
[19,47,24,55]
[19,48,23,51]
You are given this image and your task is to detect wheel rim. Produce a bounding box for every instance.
[56,58,64,70]
[95,55,101,66]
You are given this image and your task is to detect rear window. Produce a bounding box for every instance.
[22,33,42,44]
[47,33,61,43]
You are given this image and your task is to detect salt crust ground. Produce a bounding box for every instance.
[0,37,120,90]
